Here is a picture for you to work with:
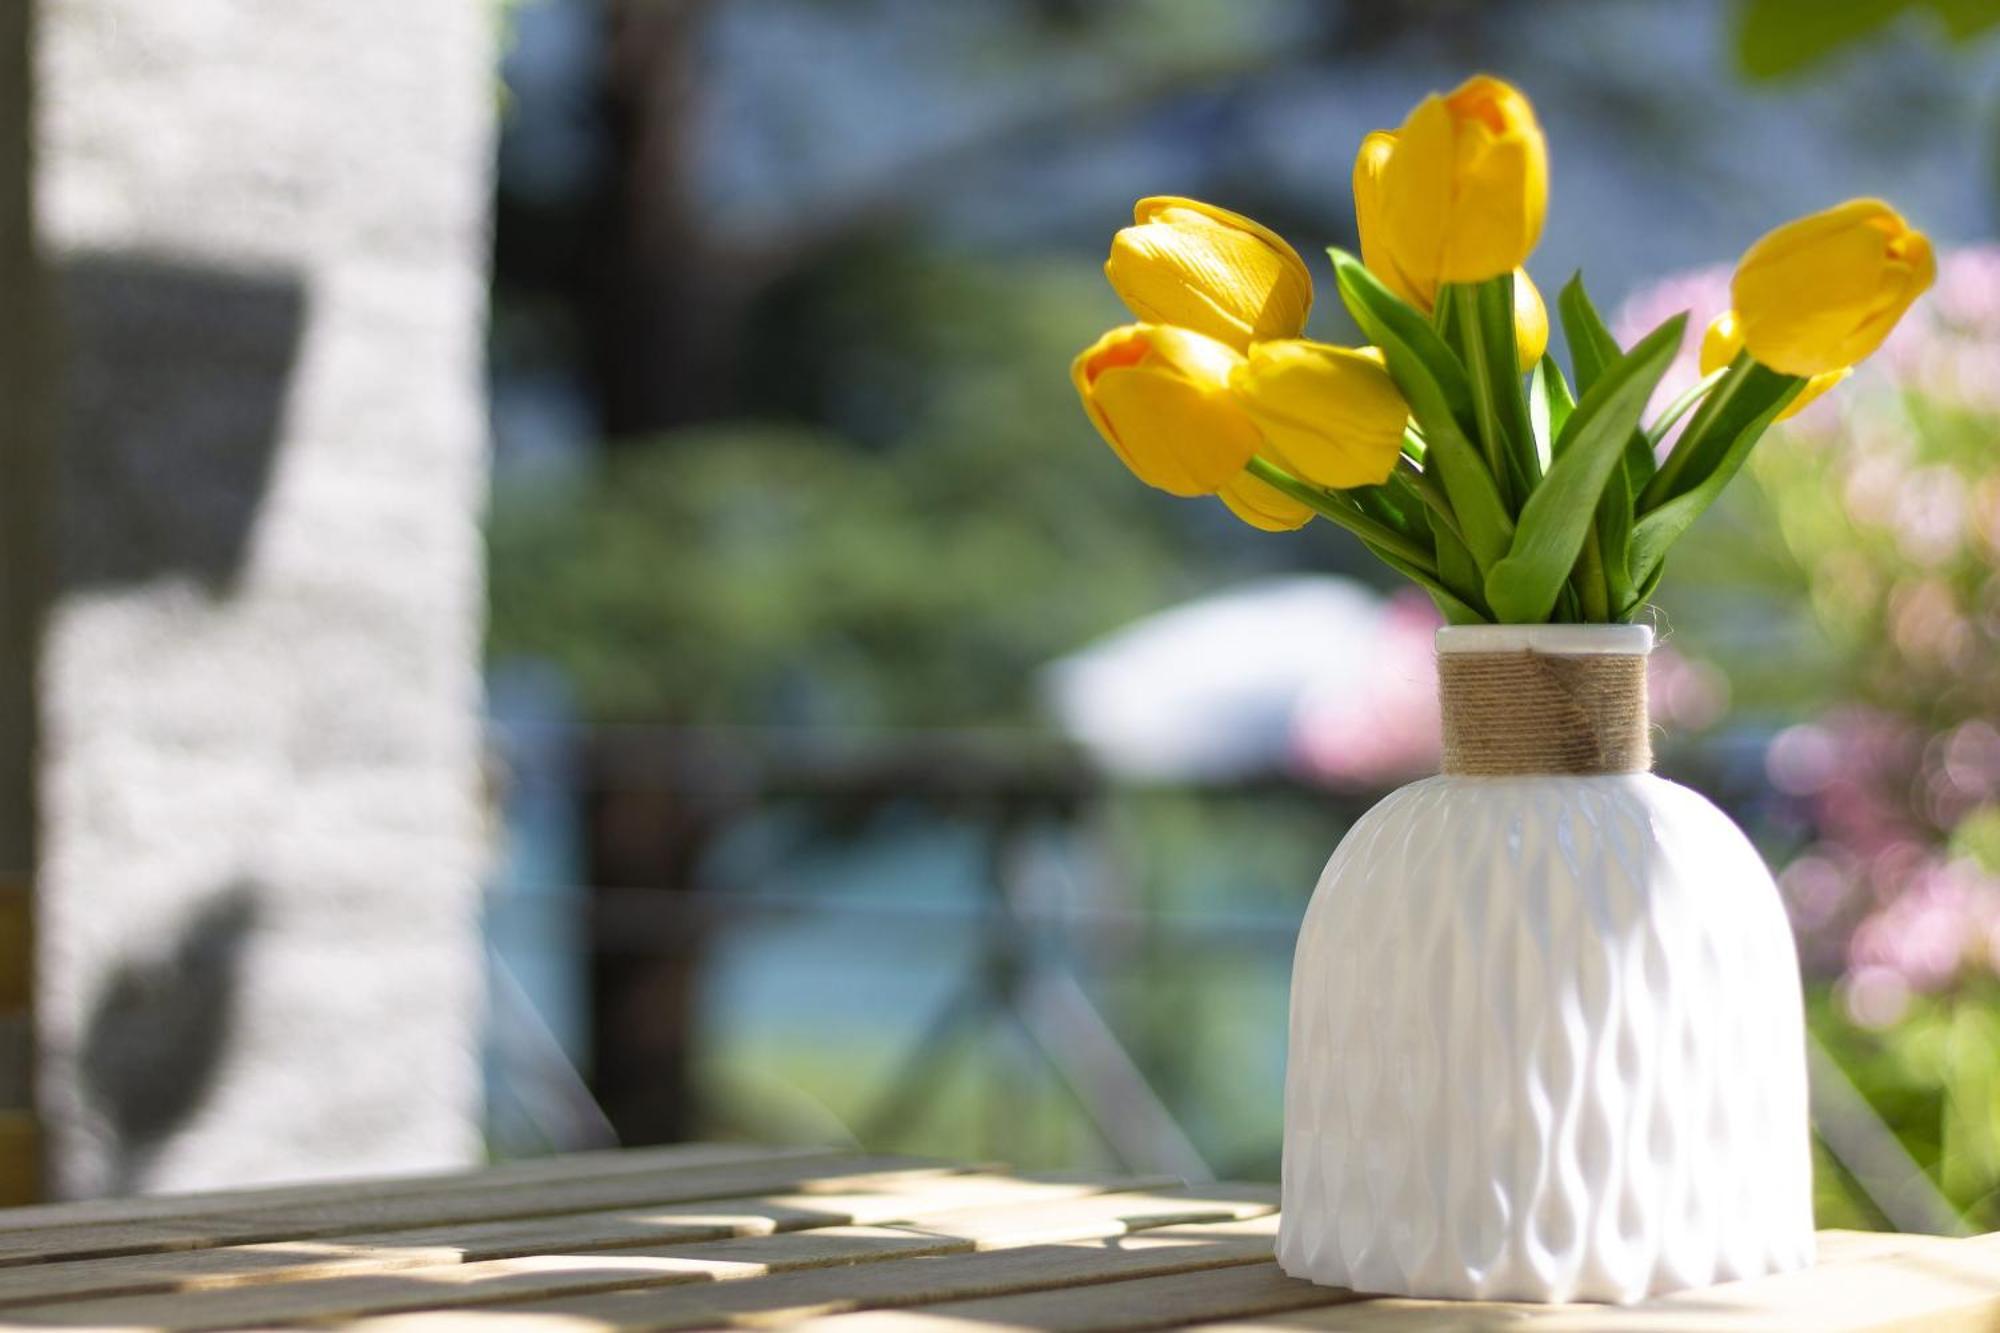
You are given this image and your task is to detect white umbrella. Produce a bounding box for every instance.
[1040,576,1439,786]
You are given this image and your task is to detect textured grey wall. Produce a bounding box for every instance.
[32,1,495,1195]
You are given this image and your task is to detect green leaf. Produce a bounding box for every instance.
[1453,276,1539,500]
[1557,272,1656,490]
[1427,506,1489,622]
[1596,461,1636,613]
[1330,250,1513,569]
[1556,272,1622,399]
[1641,358,1796,510]
[1620,553,1666,621]
[1244,456,1439,575]
[1352,480,1425,544]
[1529,355,1576,469]
[1433,288,1461,344]
[1259,462,1476,622]
[1555,581,1582,622]
[1386,546,1487,626]
[1483,314,1687,624]
[1571,526,1611,622]
[1628,373,1804,589]
[1621,419,1657,494]
[1331,250,1476,435]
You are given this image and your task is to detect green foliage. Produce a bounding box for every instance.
[489,423,1192,726]
[1317,251,1800,623]
[489,250,1364,726]
[1485,315,1684,623]
[1557,274,1622,398]
[1329,251,1511,575]
[1735,0,2000,80]
[1632,363,1803,591]
[1678,334,2000,1227]
[1811,985,2000,1227]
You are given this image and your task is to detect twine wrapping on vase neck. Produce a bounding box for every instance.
[1439,649,1651,776]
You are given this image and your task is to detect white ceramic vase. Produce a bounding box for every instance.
[1277,624,1815,1304]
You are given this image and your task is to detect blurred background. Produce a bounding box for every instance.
[2,0,1999,1233]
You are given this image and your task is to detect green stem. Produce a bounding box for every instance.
[1246,457,1438,575]
[1646,367,1728,448]
[1575,524,1611,623]
[1353,483,1427,543]
[1451,283,1510,503]
[1642,352,1753,509]
[1396,454,1461,543]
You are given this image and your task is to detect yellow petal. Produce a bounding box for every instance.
[1701,309,1848,419]
[1780,366,1851,421]
[1374,75,1548,292]
[1378,93,1457,299]
[1731,198,1935,376]
[1437,78,1548,282]
[1699,310,1744,375]
[1353,131,1434,309]
[1513,269,1548,369]
[1232,340,1410,490]
[1072,324,1262,495]
[1218,470,1314,531]
[1104,196,1312,351]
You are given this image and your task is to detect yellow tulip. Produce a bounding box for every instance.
[1218,471,1313,532]
[1071,323,1262,495]
[1513,268,1549,366]
[1230,341,1410,490]
[1105,197,1312,351]
[1360,75,1548,292]
[1354,130,1429,306]
[1699,310,1848,420]
[1355,129,1546,370]
[1730,198,1934,377]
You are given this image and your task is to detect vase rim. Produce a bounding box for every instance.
[1436,623,1654,656]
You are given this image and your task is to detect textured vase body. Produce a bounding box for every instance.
[1277,630,1815,1304]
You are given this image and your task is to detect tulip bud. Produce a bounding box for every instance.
[1355,129,1546,370]
[1361,75,1548,292]
[1218,472,1313,532]
[1071,324,1262,496]
[1105,197,1312,352]
[1699,311,1848,421]
[1730,198,1934,377]
[1354,131,1429,307]
[1230,341,1410,490]
[1513,269,1549,366]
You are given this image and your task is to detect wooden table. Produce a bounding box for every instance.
[0,1145,1990,1330]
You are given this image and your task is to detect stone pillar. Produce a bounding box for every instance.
[0,0,50,1208]
[30,1,496,1195]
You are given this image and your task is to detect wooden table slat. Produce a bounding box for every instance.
[1176,1232,2000,1332]
[0,1189,1280,1329]
[787,1261,1362,1333]
[0,1173,1195,1308]
[0,1143,823,1235]
[0,1146,1986,1331]
[0,1153,954,1269]
[336,1217,1285,1333]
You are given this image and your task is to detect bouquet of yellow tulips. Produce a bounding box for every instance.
[1073,76,1935,624]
